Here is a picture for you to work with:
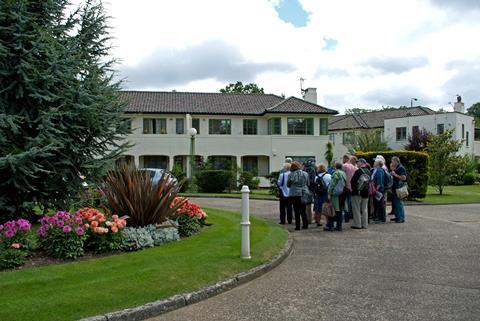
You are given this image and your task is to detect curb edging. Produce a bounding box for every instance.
[79,233,293,321]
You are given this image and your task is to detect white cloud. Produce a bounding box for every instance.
[98,0,480,113]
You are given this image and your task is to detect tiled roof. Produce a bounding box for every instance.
[267,96,337,114]
[121,91,337,115]
[328,107,436,131]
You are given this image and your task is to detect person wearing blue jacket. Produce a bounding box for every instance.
[372,158,386,223]
[277,163,292,224]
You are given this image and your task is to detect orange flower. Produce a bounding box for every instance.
[91,221,98,228]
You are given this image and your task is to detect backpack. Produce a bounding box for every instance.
[333,176,346,196]
[314,173,328,195]
[304,165,317,190]
[384,169,393,191]
[357,169,370,194]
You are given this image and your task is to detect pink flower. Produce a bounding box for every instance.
[63,226,72,233]
[75,227,84,235]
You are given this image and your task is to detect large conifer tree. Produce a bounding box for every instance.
[0,0,130,220]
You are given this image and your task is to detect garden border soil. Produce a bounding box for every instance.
[79,233,293,321]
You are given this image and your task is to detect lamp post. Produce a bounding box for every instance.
[187,128,197,179]
[410,97,418,107]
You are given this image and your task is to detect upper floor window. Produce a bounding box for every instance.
[143,118,167,134]
[437,123,444,135]
[342,132,355,145]
[268,118,281,135]
[319,118,328,135]
[192,118,200,134]
[287,118,313,135]
[209,119,231,135]
[462,124,465,139]
[176,118,185,134]
[396,127,407,141]
[243,119,258,135]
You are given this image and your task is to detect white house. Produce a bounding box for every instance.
[120,88,337,185]
[329,101,479,159]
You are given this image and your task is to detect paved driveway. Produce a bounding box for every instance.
[149,199,480,321]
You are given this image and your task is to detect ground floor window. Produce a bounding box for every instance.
[143,156,168,169]
[242,156,258,173]
[396,127,407,141]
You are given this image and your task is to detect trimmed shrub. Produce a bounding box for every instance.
[354,151,429,199]
[194,170,235,193]
[463,172,475,185]
[238,170,260,190]
[0,248,27,270]
[171,164,189,192]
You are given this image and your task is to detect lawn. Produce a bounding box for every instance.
[180,189,277,200]
[419,184,480,204]
[0,208,287,321]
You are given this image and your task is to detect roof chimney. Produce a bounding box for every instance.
[454,95,465,113]
[303,87,317,104]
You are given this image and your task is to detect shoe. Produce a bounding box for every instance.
[374,221,385,224]
[316,223,322,227]
[390,218,398,222]
[302,226,308,230]
[334,227,342,231]
[295,227,301,231]
[361,227,367,229]
[395,220,405,223]
[279,222,285,225]
[323,227,333,231]
[351,226,361,229]
[288,221,292,224]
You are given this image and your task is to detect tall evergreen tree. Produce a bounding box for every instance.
[0,0,130,221]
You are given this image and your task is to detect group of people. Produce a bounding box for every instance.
[277,155,408,231]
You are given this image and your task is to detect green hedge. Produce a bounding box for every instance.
[354,151,429,199]
[194,170,235,193]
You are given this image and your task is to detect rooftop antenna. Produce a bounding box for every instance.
[299,77,306,96]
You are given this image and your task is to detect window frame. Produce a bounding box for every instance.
[175,118,185,135]
[208,119,232,135]
[287,118,314,135]
[143,118,167,134]
[268,118,281,135]
[319,118,328,135]
[396,127,407,141]
[243,119,258,135]
[192,118,200,134]
[437,123,444,135]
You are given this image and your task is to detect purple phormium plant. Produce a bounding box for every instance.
[405,127,431,151]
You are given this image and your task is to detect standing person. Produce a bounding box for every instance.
[342,155,357,222]
[303,158,317,224]
[313,163,331,227]
[287,161,309,230]
[277,163,292,225]
[350,158,370,229]
[372,158,386,224]
[325,162,347,231]
[390,156,407,223]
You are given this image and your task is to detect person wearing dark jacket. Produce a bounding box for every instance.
[287,161,309,230]
[350,158,370,229]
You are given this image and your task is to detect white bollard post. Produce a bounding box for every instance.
[241,185,251,259]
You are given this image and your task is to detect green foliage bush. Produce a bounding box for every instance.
[354,151,429,199]
[177,216,201,237]
[41,234,85,259]
[266,171,280,197]
[85,232,124,253]
[463,173,475,185]
[238,171,260,190]
[0,248,27,270]
[194,170,235,193]
[171,165,189,192]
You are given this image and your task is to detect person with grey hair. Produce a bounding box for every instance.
[325,161,347,231]
[277,163,293,224]
[285,157,293,164]
[372,158,386,223]
[390,156,407,223]
[350,158,370,229]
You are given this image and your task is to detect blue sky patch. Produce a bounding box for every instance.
[275,0,310,27]
[323,37,338,50]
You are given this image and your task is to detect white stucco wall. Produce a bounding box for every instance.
[384,112,475,155]
[123,113,332,177]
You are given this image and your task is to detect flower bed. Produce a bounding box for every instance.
[0,198,208,270]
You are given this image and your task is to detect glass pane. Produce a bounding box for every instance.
[243,119,257,135]
[320,118,328,135]
[176,118,185,134]
[209,119,231,134]
[143,119,151,134]
[192,118,200,134]
[288,118,313,135]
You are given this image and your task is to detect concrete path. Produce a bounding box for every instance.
[148,199,480,321]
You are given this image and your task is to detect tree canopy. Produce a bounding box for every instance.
[220,81,264,94]
[467,102,480,121]
[0,0,130,220]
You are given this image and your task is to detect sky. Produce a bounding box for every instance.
[98,0,480,114]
